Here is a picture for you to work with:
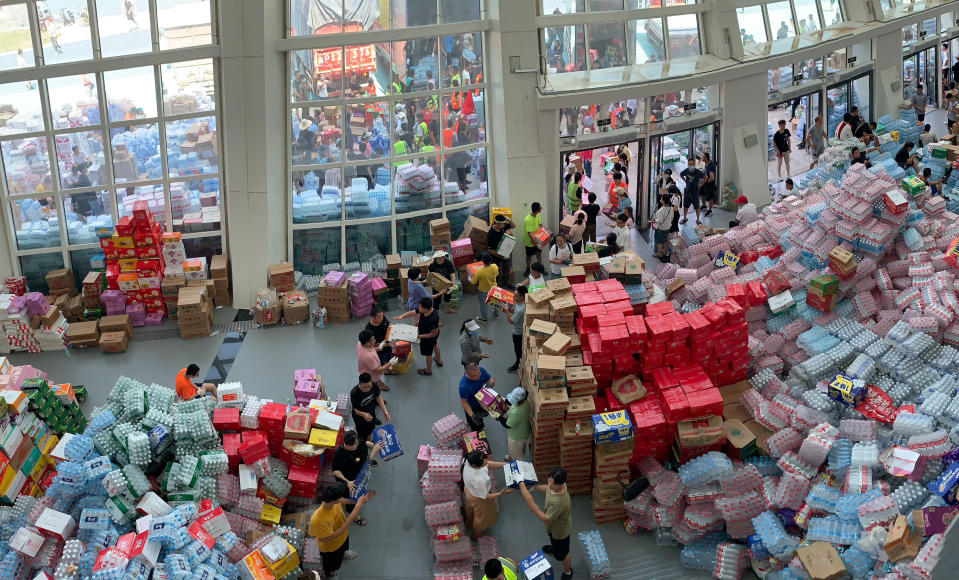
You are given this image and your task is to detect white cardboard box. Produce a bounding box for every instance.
[9,527,44,557]
[238,464,257,493]
[35,508,76,541]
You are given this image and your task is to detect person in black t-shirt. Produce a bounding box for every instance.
[364,306,393,366]
[850,147,872,169]
[485,215,514,288]
[895,142,918,171]
[331,430,383,524]
[854,120,880,150]
[415,297,442,375]
[428,250,457,313]
[581,192,600,244]
[773,119,792,179]
[350,373,389,442]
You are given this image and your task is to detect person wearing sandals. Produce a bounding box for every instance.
[331,430,384,527]
[350,373,390,443]
[463,450,513,541]
[308,483,376,578]
[357,330,398,392]
[395,296,444,375]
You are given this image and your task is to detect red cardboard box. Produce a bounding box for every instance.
[645,302,674,316]
[686,388,724,419]
[238,438,270,464]
[660,388,690,423]
[115,216,135,236]
[212,408,241,432]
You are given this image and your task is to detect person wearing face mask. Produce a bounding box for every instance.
[459,319,494,366]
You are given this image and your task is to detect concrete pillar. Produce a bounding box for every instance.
[220,0,288,308]
[721,72,770,206]
[873,30,905,122]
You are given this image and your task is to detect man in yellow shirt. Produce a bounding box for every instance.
[483,557,519,579]
[472,252,499,324]
[308,482,376,577]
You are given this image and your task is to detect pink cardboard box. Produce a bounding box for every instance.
[294,369,317,385]
[371,277,387,295]
[294,379,322,403]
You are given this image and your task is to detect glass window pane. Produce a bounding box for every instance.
[346,223,391,264]
[47,74,101,129]
[182,236,222,266]
[20,253,65,294]
[589,0,624,10]
[294,228,342,274]
[35,1,93,64]
[397,212,441,255]
[345,163,391,218]
[109,123,161,182]
[542,1,582,15]
[393,0,438,28]
[391,38,439,92]
[737,6,766,47]
[293,169,341,224]
[0,82,45,136]
[826,83,848,137]
[289,0,341,36]
[922,19,937,40]
[441,91,485,146]
[446,203,488,243]
[851,75,871,130]
[794,0,821,33]
[70,248,103,289]
[165,116,218,178]
[343,102,390,159]
[798,58,823,81]
[157,0,212,49]
[96,0,151,57]
[769,64,792,94]
[344,43,389,99]
[588,23,626,70]
[827,48,846,73]
[442,32,483,87]
[117,183,166,225]
[395,159,441,214]
[822,0,842,26]
[171,178,220,233]
[0,3,37,72]
[161,59,216,116]
[545,25,586,73]
[441,0,479,23]
[631,19,666,65]
[903,24,917,46]
[291,48,342,101]
[55,130,105,189]
[768,2,795,40]
[104,67,158,122]
[64,190,111,244]
[293,105,342,166]
[10,197,60,250]
[667,15,700,59]
[2,136,52,194]
[443,147,487,204]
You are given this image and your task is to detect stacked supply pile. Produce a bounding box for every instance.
[429,217,452,254]
[210,254,231,307]
[394,163,442,213]
[98,202,169,321]
[420,420,471,578]
[80,271,105,314]
[177,285,213,338]
[384,253,402,300]
[31,304,69,351]
[160,232,187,317]
[20,377,86,434]
[0,293,46,353]
[527,353,568,481]
[317,270,350,323]
[560,397,595,495]
[293,368,323,406]
[44,269,76,302]
[348,271,374,318]
[591,411,632,523]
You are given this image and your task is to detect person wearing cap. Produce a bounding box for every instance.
[428,250,457,313]
[460,319,493,366]
[729,195,757,229]
[504,387,530,461]
[485,215,514,289]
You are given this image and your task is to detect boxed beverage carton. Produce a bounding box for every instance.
[98,331,129,353]
[797,542,846,580]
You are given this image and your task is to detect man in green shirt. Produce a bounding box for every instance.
[519,467,573,580]
[504,387,530,459]
[523,202,543,273]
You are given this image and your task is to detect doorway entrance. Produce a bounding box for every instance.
[767,92,822,184]
[560,140,643,243]
[826,72,873,138]
[646,122,720,226]
[903,46,938,112]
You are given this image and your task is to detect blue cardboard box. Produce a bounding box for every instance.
[518,550,554,579]
[591,410,633,444]
[372,424,403,461]
[826,372,866,406]
[349,461,371,501]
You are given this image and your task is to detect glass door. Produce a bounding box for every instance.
[768,92,822,185]
[647,122,720,226]
[560,139,644,239]
[827,83,848,137]
[904,48,938,110]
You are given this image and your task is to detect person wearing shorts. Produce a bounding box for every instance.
[679,164,704,225]
[518,467,573,580]
[806,115,827,171]
[416,297,442,375]
[911,85,927,123]
[773,119,791,179]
[699,153,717,217]
[174,364,218,401]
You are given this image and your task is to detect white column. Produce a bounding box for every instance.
[873,30,906,122]
[220,0,288,308]
[721,72,770,206]
[487,0,554,275]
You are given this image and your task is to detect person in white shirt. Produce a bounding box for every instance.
[607,213,632,250]
[729,195,757,228]
[547,234,574,278]
[461,451,512,541]
[836,113,854,139]
[652,195,674,260]
[919,124,938,148]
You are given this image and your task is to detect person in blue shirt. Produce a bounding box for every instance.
[405,267,446,312]
[459,363,507,431]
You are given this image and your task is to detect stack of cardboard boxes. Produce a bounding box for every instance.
[112,142,137,181]
[807,273,840,313]
[591,411,632,524]
[560,396,595,495]
[268,263,295,294]
[210,254,231,307]
[429,218,451,254]
[177,286,213,339]
[316,271,350,324]
[44,270,76,301]
[282,290,310,324]
[64,320,98,348]
[384,254,402,301]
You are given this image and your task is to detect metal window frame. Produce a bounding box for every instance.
[0,0,224,284]
[283,22,493,268]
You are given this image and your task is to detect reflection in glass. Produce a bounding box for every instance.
[767,1,795,40]
[588,23,627,70]
[392,38,439,92]
[64,190,111,244]
[343,102,391,159]
[0,4,36,72]
[344,163,391,219]
[630,19,666,64]
[104,67,158,122]
[344,44,389,98]
[393,0,438,28]
[70,248,103,287]
[442,32,483,87]
[294,228,342,274]
[443,148,487,204]
[166,116,218,178]
[793,0,821,34]
[736,6,767,47]
[0,82,46,135]
[667,15,700,59]
[161,59,216,115]
[96,0,151,57]
[10,197,60,250]
[109,124,160,182]
[821,0,843,27]
[157,0,212,49]
[291,49,342,101]
[827,83,848,138]
[447,204,489,241]
[35,0,93,64]
[171,178,221,233]
[851,75,871,130]
[442,90,485,146]
[293,169,342,224]
[2,136,52,194]
[20,253,65,294]
[47,74,101,129]
[544,25,585,73]
[56,130,105,189]
[182,236,223,266]
[397,212,442,254]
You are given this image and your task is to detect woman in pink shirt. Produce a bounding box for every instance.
[357,330,398,391]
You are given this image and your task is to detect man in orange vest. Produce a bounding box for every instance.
[175,364,218,400]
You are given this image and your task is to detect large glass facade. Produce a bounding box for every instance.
[0,0,221,287]
[288,1,489,270]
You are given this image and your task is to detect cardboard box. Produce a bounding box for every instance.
[797,542,846,580]
[427,271,453,293]
[99,331,129,353]
[610,375,646,405]
[541,332,572,356]
[99,314,133,339]
[282,290,309,324]
[911,506,959,536]
[884,515,922,561]
[210,254,229,279]
[44,269,74,291]
[676,415,723,447]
